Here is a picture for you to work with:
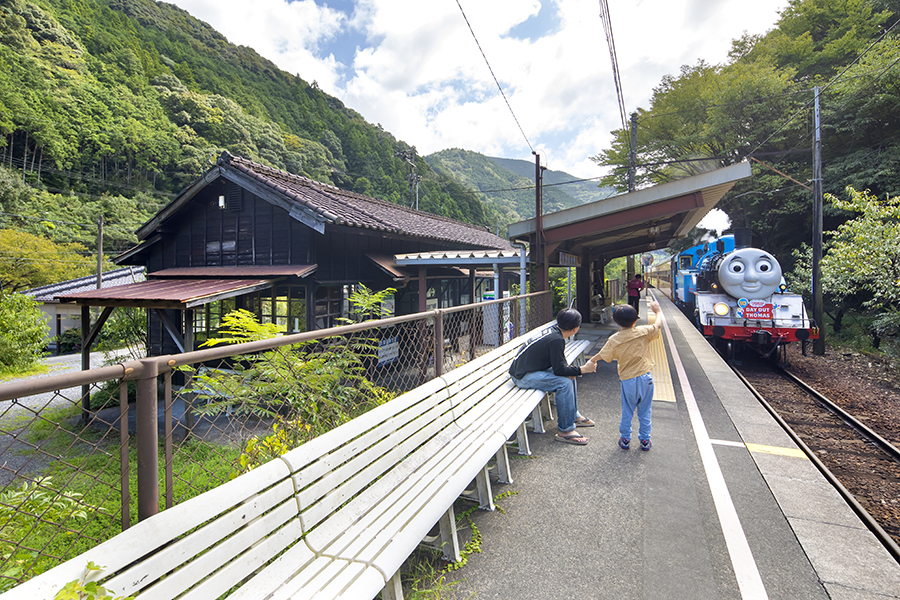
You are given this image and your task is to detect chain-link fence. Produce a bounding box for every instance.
[0,292,551,592]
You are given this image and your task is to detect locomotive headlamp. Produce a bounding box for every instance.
[713,302,730,316]
[779,283,787,293]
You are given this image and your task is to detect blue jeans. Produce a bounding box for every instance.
[511,369,581,433]
[620,373,653,440]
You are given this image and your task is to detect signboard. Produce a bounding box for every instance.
[558,252,580,267]
[737,298,773,320]
[381,295,396,318]
[377,336,400,366]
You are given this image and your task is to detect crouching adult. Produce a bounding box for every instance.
[508,308,597,445]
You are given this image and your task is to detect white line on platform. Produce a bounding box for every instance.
[655,294,769,600]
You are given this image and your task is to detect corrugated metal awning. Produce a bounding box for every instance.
[56,279,279,309]
[394,249,526,266]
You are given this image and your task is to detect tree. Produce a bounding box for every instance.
[0,228,95,292]
[820,187,900,351]
[0,292,47,373]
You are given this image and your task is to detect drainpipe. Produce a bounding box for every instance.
[510,241,528,335]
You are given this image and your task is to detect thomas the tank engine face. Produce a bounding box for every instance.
[717,248,782,300]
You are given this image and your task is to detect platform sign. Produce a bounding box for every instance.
[558,251,579,267]
[737,299,773,319]
[377,336,400,366]
[641,253,654,267]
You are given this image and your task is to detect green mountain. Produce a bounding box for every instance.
[0,0,492,235]
[425,149,615,227]
[488,156,616,206]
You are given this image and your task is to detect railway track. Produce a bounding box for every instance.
[733,358,900,561]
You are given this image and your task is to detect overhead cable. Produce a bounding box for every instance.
[454,0,535,153]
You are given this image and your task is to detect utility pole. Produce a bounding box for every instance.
[395,148,418,209]
[812,86,825,355]
[96,215,103,289]
[628,112,637,192]
[534,153,548,294]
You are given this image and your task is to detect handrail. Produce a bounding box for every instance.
[0,291,551,400]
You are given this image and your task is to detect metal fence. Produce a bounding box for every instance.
[0,291,551,592]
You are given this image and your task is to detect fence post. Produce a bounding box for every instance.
[136,359,160,521]
[434,311,444,377]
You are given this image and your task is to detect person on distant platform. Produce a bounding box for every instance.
[509,308,597,445]
[591,300,663,451]
[626,274,645,315]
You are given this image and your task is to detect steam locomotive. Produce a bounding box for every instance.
[646,229,818,357]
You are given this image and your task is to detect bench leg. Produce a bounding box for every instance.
[542,392,555,422]
[475,465,495,511]
[438,505,462,563]
[516,421,532,456]
[382,571,403,600]
[495,444,513,484]
[530,402,547,434]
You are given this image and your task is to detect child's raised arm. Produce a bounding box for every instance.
[649,299,664,327]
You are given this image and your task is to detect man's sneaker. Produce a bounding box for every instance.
[618,437,630,450]
[640,439,652,451]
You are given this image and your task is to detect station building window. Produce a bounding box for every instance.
[192,286,307,345]
[315,285,345,329]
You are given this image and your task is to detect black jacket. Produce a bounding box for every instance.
[509,327,580,379]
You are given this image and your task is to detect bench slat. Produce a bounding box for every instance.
[226,537,325,600]
[291,390,455,518]
[295,400,458,525]
[302,424,460,552]
[106,479,298,597]
[149,507,302,600]
[353,432,511,580]
[0,458,293,600]
[262,558,368,600]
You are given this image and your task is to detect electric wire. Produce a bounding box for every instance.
[599,0,628,132]
[453,0,534,153]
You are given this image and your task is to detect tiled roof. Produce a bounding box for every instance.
[20,267,146,303]
[221,153,512,251]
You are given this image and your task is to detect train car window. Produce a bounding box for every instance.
[679,256,692,269]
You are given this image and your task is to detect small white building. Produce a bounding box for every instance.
[20,267,146,350]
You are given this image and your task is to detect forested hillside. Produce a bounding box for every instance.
[425,149,615,227]
[593,0,900,266]
[0,0,496,291]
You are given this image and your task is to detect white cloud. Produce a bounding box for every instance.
[168,0,789,179]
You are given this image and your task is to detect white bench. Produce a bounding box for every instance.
[3,330,590,600]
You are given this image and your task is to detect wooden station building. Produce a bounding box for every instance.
[57,152,512,357]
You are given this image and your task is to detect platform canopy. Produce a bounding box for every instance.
[507,162,752,262]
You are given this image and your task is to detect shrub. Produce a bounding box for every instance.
[0,293,48,374]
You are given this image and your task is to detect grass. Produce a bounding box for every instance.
[0,363,49,382]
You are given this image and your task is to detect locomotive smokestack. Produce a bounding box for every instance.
[733,227,753,249]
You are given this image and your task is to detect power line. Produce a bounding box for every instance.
[599,0,628,133]
[454,0,534,153]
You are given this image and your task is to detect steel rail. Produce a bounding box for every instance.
[778,367,900,465]
[731,366,900,564]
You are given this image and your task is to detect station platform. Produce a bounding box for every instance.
[443,293,900,600]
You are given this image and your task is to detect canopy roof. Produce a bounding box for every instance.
[56,278,278,309]
[507,162,752,260]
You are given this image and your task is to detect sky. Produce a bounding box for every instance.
[168,0,790,228]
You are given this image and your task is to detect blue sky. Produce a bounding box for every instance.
[170,0,788,190]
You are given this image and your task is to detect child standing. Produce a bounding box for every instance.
[591,300,663,451]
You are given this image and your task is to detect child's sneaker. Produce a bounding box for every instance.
[618,437,630,450]
[640,439,652,451]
